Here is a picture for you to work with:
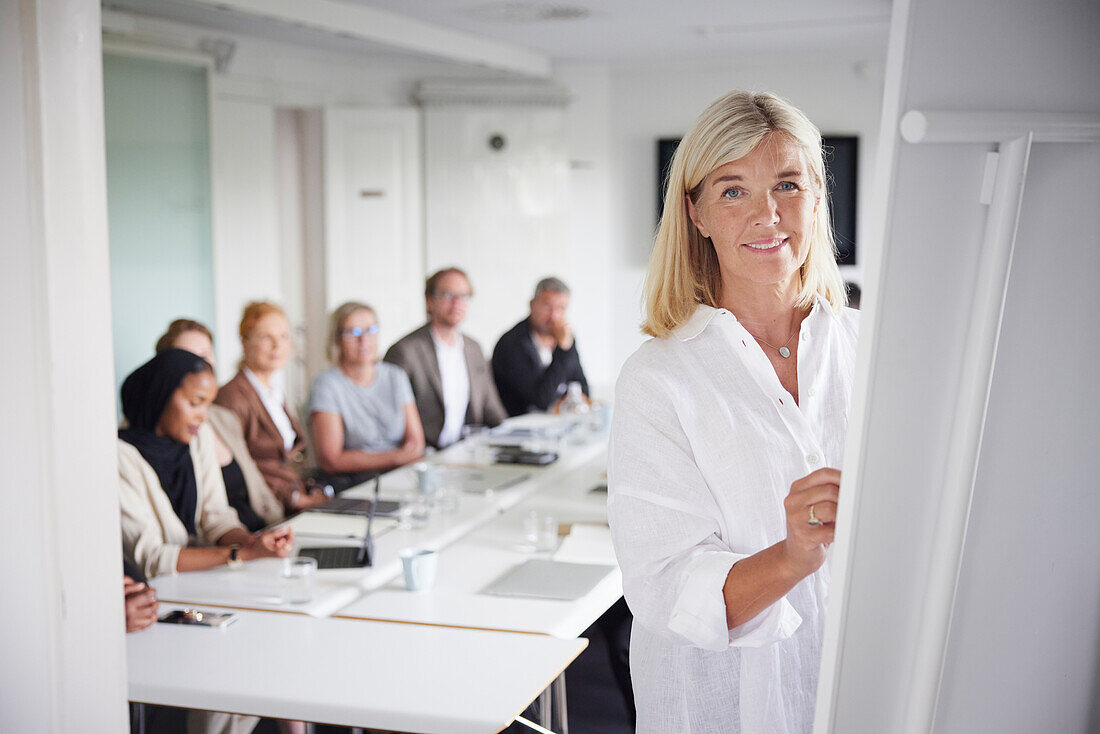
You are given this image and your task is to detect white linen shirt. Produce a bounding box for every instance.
[432,329,470,447]
[607,298,859,734]
[243,368,297,451]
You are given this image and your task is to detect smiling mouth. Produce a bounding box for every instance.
[743,237,787,252]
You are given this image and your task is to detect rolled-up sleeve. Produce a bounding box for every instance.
[608,357,802,652]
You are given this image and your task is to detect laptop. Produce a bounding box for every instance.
[297,477,380,569]
[493,445,558,465]
[306,496,401,518]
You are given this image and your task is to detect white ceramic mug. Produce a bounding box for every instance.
[400,548,437,591]
[414,462,438,495]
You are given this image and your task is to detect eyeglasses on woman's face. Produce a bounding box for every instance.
[431,290,472,303]
[341,325,379,340]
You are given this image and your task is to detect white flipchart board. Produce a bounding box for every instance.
[816,0,1100,732]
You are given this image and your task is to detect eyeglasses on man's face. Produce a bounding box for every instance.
[341,325,379,339]
[431,290,472,303]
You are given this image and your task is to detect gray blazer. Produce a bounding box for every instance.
[383,323,507,448]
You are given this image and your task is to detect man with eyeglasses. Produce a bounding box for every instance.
[384,267,507,448]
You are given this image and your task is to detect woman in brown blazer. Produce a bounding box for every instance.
[215,302,327,511]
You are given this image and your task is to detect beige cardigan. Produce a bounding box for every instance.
[118,422,243,579]
[206,404,285,527]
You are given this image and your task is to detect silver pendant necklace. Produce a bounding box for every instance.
[751,329,797,358]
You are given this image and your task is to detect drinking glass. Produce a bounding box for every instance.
[281,556,317,604]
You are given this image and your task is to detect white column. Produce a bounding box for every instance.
[0,1,128,731]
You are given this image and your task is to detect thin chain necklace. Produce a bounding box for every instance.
[748,326,797,358]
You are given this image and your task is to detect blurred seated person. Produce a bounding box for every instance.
[384,267,507,448]
[155,319,287,529]
[118,348,293,579]
[214,302,327,511]
[123,557,157,633]
[845,280,863,309]
[492,276,589,416]
[309,302,425,476]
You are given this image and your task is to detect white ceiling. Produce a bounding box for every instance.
[103,0,891,72]
[343,0,893,65]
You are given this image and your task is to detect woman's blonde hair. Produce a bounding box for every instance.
[642,91,847,338]
[327,301,376,362]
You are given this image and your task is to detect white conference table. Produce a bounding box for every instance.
[129,605,587,734]
[151,425,610,616]
[336,450,620,639]
[134,417,617,733]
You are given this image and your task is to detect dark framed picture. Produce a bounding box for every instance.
[656,135,858,265]
[822,135,858,265]
[656,138,682,222]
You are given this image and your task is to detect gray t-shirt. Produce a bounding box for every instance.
[308,364,415,452]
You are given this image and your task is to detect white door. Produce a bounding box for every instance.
[323,107,423,354]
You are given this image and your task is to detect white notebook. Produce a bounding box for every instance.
[481,559,615,601]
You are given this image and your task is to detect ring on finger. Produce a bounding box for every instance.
[808,504,822,526]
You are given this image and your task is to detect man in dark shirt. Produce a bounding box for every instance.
[492,277,589,417]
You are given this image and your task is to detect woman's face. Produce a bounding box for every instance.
[243,312,291,374]
[686,134,819,297]
[338,309,379,367]
[155,370,217,444]
[172,330,216,370]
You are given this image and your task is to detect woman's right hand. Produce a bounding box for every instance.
[243,525,294,559]
[781,467,841,579]
[124,576,159,633]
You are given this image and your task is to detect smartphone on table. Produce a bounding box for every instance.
[158,608,238,628]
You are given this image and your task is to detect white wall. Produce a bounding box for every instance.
[422,101,570,361]
[2,1,128,730]
[209,97,280,380]
[104,9,885,400]
[557,66,616,397]
[603,60,885,378]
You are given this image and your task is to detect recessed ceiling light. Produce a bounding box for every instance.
[464,2,590,23]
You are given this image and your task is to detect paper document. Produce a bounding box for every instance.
[554,524,617,565]
[287,512,397,539]
[482,559,615,601]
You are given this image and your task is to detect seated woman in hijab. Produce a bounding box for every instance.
[118,348,293,579]
[155,318,287,531]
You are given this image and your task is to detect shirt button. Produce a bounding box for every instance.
[807,387,817,397]
[801,331,809,341]
[807,453,821,464]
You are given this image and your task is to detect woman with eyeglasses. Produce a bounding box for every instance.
[308,302,426,475]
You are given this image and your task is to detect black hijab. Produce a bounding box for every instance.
[119,349,213,536]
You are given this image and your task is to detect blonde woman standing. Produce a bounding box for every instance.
[607,91,858,733]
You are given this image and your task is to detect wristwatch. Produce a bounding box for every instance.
[227,544,244,570]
